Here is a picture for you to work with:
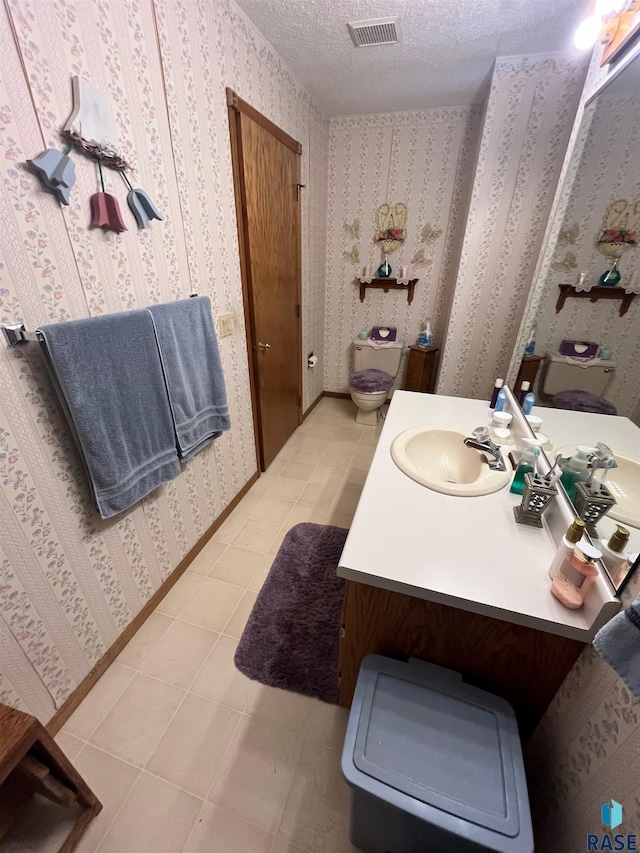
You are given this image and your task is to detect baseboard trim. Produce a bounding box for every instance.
[46,470,260,735]
[302,391,324,420]
[323,391,351,399]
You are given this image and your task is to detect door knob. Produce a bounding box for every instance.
[257,342,271,352]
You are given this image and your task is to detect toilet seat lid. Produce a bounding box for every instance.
[349,369,394,393]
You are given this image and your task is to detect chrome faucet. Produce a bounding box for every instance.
[463,430,507,472]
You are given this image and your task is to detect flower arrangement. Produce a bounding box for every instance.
[376,227,405,244]
[598,228,637,245]
[596,226,638,261]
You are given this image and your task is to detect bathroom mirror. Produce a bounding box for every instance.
[508,52,640,595]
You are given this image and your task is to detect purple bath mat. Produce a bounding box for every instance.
[234,522,348,704]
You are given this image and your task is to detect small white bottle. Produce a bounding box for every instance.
[549,518,587,579]
[600,525,630,585]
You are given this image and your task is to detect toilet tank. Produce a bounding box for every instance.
[353,339,403,376]
[542,351,617,396]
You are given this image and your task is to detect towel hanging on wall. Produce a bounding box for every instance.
[148,296,231,460]
[38,310,181,519]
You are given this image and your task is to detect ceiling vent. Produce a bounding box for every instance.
[347,17,401,48]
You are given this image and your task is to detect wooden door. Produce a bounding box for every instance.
[227,90,302,470]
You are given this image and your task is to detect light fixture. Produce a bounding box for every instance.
[574,14,603,49]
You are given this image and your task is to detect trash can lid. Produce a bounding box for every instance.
[343,655,533,852]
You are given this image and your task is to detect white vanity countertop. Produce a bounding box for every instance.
[531,404,639,460]
[338,391,620,642]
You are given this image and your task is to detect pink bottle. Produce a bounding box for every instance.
[551,542,602,610]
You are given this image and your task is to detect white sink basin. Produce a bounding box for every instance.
[390,426,512,497]
[557,445,640,529]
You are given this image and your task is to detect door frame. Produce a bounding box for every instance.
[226,88,303,472]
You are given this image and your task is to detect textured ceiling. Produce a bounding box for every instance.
[235,0,590,115]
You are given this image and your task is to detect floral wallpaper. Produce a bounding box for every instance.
[526,569,640,846]
[437,55,587,400]
[0,0,327,719]
[322,107,479,393]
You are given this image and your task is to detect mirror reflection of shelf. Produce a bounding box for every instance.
[358,277,417,304]
[555,284,637,317]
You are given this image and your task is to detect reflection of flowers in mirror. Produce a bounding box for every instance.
[376,228,405,243]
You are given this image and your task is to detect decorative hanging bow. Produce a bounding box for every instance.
[120,171,164,229]
[90,163,127,233]
[27,146,76,204]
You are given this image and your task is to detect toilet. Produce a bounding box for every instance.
[349,339,403,425]
[541,351,618,415]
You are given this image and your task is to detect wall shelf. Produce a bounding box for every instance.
[358,278,417,305]
[556,284,636,317]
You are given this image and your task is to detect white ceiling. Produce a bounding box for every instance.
[235,0,591,115]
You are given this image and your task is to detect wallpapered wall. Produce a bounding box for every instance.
[526,569,640,845]
[437,55,587,400]
[322,107,478,393]
[0,0,327,722]
[517,93,640,418]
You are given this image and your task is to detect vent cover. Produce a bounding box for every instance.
[347,17,401,48]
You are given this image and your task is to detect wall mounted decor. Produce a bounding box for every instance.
[596,199,639,285]
[374,202,407,254]
[420,223,442,245]
[374,203,407,278]
[551,251,578,273]
[343,219,360,240]
[121,172,164,229]
[343,245,360,265]
[410,249,433,268]
[27,147,76,204]
[596,199,640,257]
[64,76,128,170]
[557,223,579,247]
[90,164,127,233]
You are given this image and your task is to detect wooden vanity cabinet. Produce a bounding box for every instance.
[337,580,585,739]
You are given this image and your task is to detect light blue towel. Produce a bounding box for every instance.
[593,592,640,701]
[39,311,181,519]
[148,297,230,460]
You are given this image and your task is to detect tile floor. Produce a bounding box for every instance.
[9,398,382,853]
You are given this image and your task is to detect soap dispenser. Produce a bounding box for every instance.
[548,518,587,579]
[600,525,630,585]
[510,438,542,495]
[559,446,597,500]
[417,320,432,348]
[551,541,602,610]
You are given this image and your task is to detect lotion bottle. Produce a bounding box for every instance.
[518,381,530,405]
[551,542,602,610]
[494,389,507,412]
[548,518,587,579]
[489,378,504,409]
[523,392,536,415]
[600,525,630,585]
[418,320,432,348]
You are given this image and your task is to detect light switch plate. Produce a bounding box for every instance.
[218,313,234,337]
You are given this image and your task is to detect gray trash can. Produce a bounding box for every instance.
[341,655,534,853]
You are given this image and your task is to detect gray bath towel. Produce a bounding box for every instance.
[39,311,181,519]
[593,593,640,701]
[148,297,230,460]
